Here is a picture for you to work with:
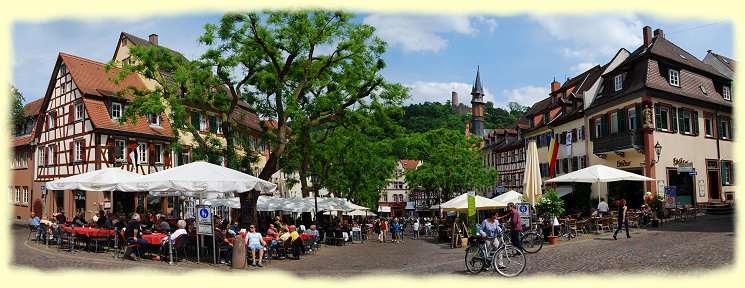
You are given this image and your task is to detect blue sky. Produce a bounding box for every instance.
[12,12,732,110]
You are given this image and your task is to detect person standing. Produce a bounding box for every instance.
[598,198,610,217]
[391,218,401,243]
[413,219,420,239]
[379,218,388,243]
[613,198,631,240]
[506,203,524,251]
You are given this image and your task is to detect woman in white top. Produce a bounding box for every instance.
[413,219,420,239]
[156,220,187,261]
[246,225,266,267]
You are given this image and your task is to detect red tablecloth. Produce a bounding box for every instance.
[141,233,168,245]
[63,227,115,237]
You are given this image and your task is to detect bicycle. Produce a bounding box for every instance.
[501,225,543,254]
[464,230,526,277]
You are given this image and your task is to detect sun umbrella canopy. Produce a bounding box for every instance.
[46,167,142,191]
[116,161,277,195]
[347,209,376,216]
[492,190,522,204]
[523,140,542,207]
[441,193,508,211]
[545,165,655,183]
[202,197,241,209]
[318,197,356,212]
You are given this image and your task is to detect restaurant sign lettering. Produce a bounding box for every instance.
[616,160,630,167]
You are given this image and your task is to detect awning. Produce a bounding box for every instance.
[405,202,415,210]
[377,206,391,213]
[553,186,573,198]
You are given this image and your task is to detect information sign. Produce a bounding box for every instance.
[351,227,362,243]
[518,202,531,228]
[196,205,213,236]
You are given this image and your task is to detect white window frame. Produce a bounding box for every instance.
[9,187,12,203]
[199,114,207,131]
[216,117,223,134]
[38,147,45,166]
[704,116,713,137]
[628,107,636,130]
[15,187,20,203]
[724,162,733,185]
[111,102,122,121]
[181,152,190,166]
[74,140,83,162]
[659,106,670,131]
[681,110,692,134]
[137,143,148,164]
[610,112,619,134]
[75,102,84,121]
[614,75,623,91]
[47,145,55,166]
[668,69,680,87]
[594,118,602,137]
[48,113,55,129]
[115,139,126,162]
[720,117,731,139]
[22,187,28,204]
[723,86,731,101]
[148,113,161,127]
[60,81,67,94]
[154,144,163,164]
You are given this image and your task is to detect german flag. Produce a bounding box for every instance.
[547,132,559,178]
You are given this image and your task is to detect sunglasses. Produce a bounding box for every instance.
[249,226,255,229]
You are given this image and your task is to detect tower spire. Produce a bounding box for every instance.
[471,65,484,97]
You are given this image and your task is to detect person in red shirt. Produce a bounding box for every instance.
[506,203,524,251]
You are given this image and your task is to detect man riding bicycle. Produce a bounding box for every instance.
[479,210,505,269]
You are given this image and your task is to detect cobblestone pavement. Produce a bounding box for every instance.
[10,214,734,278]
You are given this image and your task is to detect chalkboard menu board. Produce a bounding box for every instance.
[241,194,254,224]
[351,227,362,243]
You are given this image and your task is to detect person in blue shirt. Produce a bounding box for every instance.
[478,210,505,269]
[28,212,40,231]
[391,218,401,243]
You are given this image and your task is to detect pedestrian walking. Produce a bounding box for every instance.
[391,218,401,243]
[413,219,420,239]
[613,198,631,240]
[379,218,388,243]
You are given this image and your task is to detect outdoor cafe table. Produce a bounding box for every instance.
[588,217,603,234]
[141,232,168,245]
[63,226,115,237]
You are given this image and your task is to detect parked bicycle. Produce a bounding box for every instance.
[464,230,526,277]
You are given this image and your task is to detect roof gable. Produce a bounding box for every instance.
[60,53,145,99]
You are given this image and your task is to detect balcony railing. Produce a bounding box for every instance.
[593,130,644,154]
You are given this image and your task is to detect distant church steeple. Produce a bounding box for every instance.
[470,66,485,137]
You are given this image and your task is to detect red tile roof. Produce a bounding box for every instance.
[83,98,174,138]
[60,53,144,99]
[400,160,421,171]
[22,98,44,117]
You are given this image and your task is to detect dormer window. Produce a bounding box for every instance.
[679,54,687,61]
[668,69,680,87]
[543,112,550,124]
[148,113,161,127]
[723,86,731,101]
[614,75,623,91]
[700,86,708,95]
[121,38,127,47]
[111,102,122,120]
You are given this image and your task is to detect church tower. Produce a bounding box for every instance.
[470,66,485,137]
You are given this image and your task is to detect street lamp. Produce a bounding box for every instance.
[437,187,443,219]
[650,142,662,166]
[311,171,319,229]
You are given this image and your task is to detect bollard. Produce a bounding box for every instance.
[168,231,174,265]
[113,228,119,259]
[70,226,75,254]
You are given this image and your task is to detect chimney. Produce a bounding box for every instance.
[643,26,652,47]
[452,91,458,109]
[551,77,560,93]
[653,28,664,39]
[149,33,159,46]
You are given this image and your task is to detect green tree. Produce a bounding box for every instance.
[9,84,25,133]
[402,128,498,201]
[392,101,468,133]
[197,10,407,224]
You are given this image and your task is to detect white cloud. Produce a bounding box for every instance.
[530,14,643,60]
[404,81,495,106]
[501,86,550,108]
[363,14,496,53]
[569,62,599,73]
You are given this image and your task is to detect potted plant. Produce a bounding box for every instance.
[535,188,565,245]
[643,191,664,227]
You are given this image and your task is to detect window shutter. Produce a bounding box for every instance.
[679,107,687,134]
[635,103,642,130]
[581,125,585,140]
[654,103,661,130]
[68,105,74,123]
[693,111,699,135]
[730,118,734,140]
[589,119,596,140]
[717,116,723,139]
[148,143,155,165]
[54,145,59,165]
[601,114,608,137]
[671,107,678,132]
[618,108,626,133]
[572,128,577,143]
[81,139,87,162]
[721,160,727,185]
[191,112,200,129]
[164,150,172,166]
[209,116,217,133]
[69,143,74,164]
[107,137,115,163]
[127,141,137,163]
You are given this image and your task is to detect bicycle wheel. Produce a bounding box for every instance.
[521,232,543,254]
[492,246,526,277]
[464,244,486,274]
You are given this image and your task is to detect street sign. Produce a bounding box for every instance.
[664,186,677,208]
[689,171,698,176]
[518,203,531,228]
[196,205,213,236]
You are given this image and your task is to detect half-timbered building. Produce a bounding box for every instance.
[10,98,44,220]
[33,53,175,219]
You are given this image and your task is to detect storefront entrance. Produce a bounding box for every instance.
[54,190,65,213]
[112,191,135,214]
[607,168,645,209]
[668,169,695,206]
[707,170,720,201]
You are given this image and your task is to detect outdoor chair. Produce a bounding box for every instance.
[28,223,39,241]
[55,226,75,252]
[599,217,612,233]
[116,229,141,261]
[610,217,619,231]
[569,219,585,235]
[332,230,345,246]
[38,223,50,246]
[171,234,189,262]
[628,214,639,229]
[89,229,111,253]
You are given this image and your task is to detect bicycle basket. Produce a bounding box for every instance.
[468,236,485,245]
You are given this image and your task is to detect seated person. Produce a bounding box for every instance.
[54,211,67,226]
[641,205,651,226]
[214,228,233,265]
[157,219,187,260]
[124,213,149,259]
[246,224,266,267]
[230,219,241,235]
[115,215,127,230]
[287,225,304,259]
[103,214,117,229]
[276,227,291,259]
[308,225,320,246]
[28,212,40,231]
[72,211,88,227]
[590,208,599,217]
[96,210,107,227]
[158,215,171,232]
